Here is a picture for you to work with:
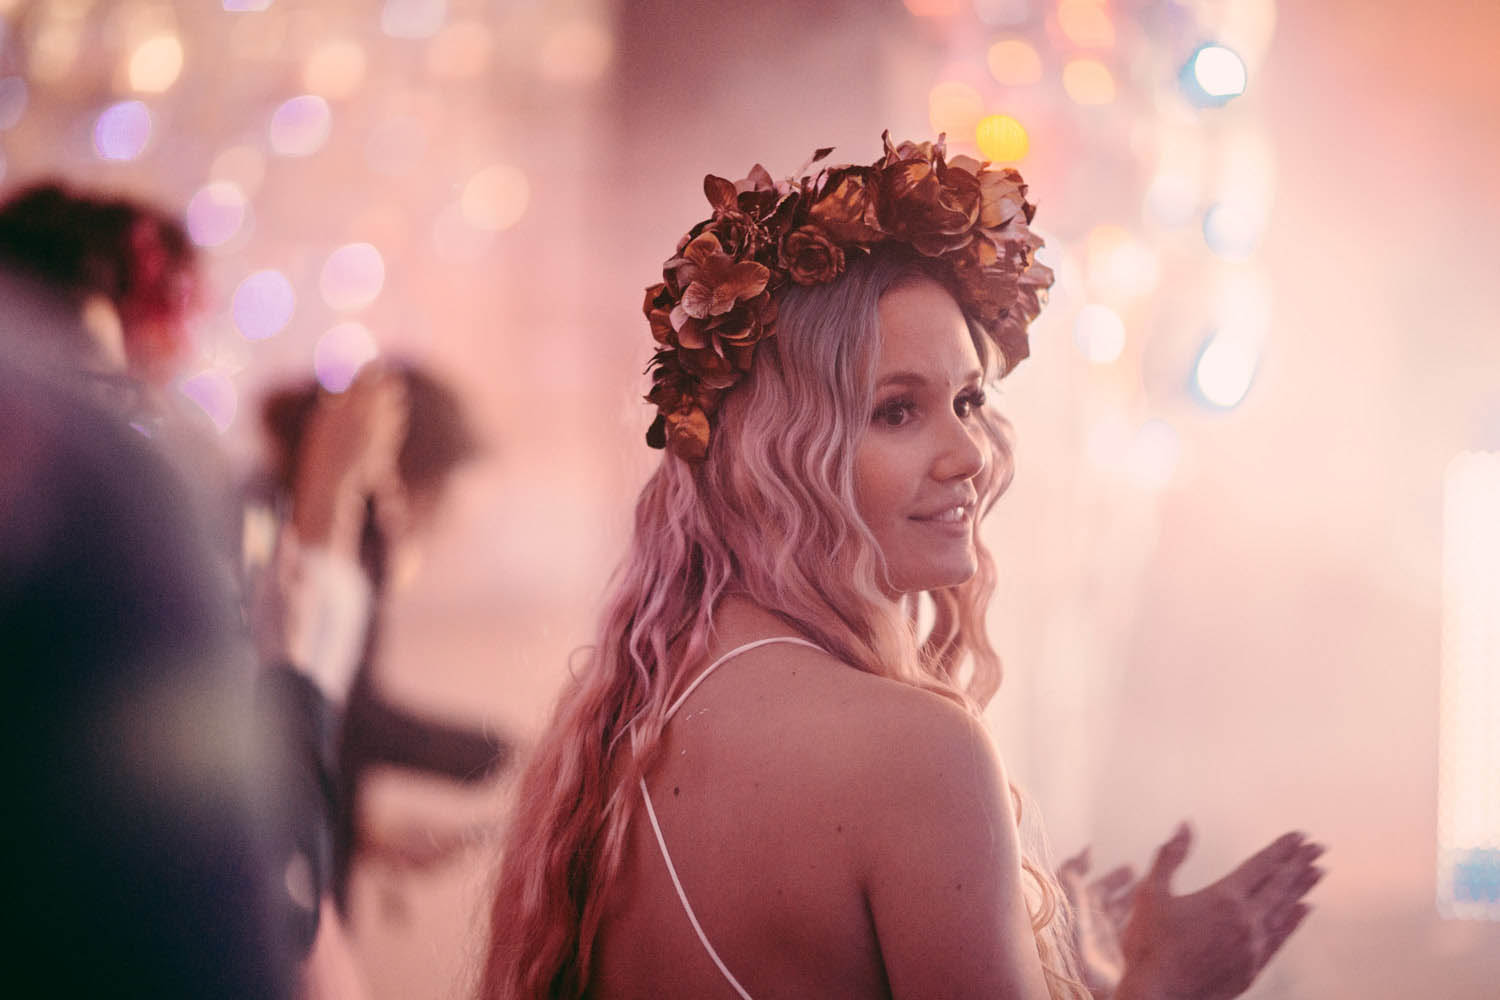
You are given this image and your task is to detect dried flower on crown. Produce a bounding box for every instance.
[643,131,1054,461]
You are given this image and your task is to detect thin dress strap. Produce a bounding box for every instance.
[639,635,824,1000]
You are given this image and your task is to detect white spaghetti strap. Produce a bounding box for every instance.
[664,635,823,721]
[640,775,755,1000]
[642,635,825,1000]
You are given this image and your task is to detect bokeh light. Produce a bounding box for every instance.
[1062,58,1116,105]
[538,18,614,85]
[269,95,331,157]
[303,40,367,100]
[0,76,27,130]
[929,80,985,140]
[185,181,249,248]
[1074,304,1127,364]
[460,165,530,231]
[177,370,237,433]
[1193,330,1260,409]
[232,269,296,340]
[1058,1,1115,48]
[382,0,447,40]
[314,321,380,393]
[976,113,1029,161]
[28,17,81,84]
[986,40,1042,86]
[1194,44,1248,98]
[222,0,273,10]
[128,34,184,93]
[93,100,152,161]
[319,242,386,312]
[1202,200,1263,260]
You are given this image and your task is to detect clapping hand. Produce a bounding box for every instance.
[1116,824,1324,1000]
[1059,847,1137,997]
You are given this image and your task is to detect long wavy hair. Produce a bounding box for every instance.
[480,245,1086,998]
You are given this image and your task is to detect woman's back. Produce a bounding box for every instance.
[588,599,1049,1000]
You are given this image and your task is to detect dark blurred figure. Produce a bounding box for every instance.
[0,352,294,997]
[248,362,512,992]
[0,179,198,387]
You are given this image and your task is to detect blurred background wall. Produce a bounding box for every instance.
[2,1,1496,997]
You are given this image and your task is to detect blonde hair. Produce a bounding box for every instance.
[480,246,1086,998]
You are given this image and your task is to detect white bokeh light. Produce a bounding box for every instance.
[269,95,332,157]
[232,269,296,340]
[185,181,249,248]
[319,243,386,312]
[93,100,152,161]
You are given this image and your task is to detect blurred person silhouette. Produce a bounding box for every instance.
[0,180,382,998]
[249,362,513,957]
[0,347,295,997]
[0,179,199,396]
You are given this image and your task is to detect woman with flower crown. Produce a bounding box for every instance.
[479,134,1322,1000]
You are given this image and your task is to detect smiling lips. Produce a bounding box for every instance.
[910,503,974,526]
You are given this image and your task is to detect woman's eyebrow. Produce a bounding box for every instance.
[875,368,985,389]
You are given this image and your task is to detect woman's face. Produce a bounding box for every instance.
[854,278,989,595]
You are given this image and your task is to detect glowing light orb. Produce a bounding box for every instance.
[1193,332,1260,409]
[269,95,331,157]
[185,181,249,248]
[303,40,367,100]
[1059,1,1115,48]
[929,80,985,140]
[975,114,1028,162]
[314,321,380,393]
[222,0,273,10]
[986,40,1042,86]
[93,100,152,161]
[1062,58,1116,105]
[128,34,183,93]
[461,165,530,231]
[177,370,237,433]
[1074,304,1126,364]
[538,18,613,84]
[0,76,27,130]
[232,269,296,340]
[1202,201,1262,260]
[1194,44,1248,98]
[382,0,447,40]
[319,243,385,311]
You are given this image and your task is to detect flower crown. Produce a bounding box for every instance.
[643,131,1054,461]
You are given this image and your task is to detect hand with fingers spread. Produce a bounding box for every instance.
[1114,824,1324,1000]
[1059,846,1138,998]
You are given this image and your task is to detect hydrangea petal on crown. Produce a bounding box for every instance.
[643,131,1054,461]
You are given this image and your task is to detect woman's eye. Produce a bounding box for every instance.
[874,400,914,427]
[954,390,987,418]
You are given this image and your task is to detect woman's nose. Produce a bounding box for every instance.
[933,414,986,483]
